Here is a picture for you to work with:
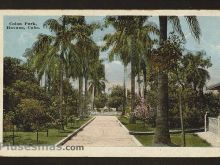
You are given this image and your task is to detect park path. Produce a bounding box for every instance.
[63,116,141,147]
[197,131,220,147]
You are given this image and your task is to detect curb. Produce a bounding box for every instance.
[55,116,96,146]
[129,128,204,135]
[117,118,143,147]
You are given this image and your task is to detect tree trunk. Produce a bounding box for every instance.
[153,16,171,145]
[92,86,95,111]
[78,76,83,118]
[48,73,51,94]
[129,37,136,124]
[142,60,147,101]
[179,91,186,147]
[122,66,127,116]
[60,58,64,130]
[137,72,141,97]
[12,124,15,145]
[44,72,47,92]
[84,72,88,116]
[36,128,39,144]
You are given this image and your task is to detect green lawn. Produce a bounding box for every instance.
[3,117,92,145]
[118,116,154,132]
[135,134,210,147]
[118,116,210,147]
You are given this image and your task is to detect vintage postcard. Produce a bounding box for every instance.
[0,10,220,157]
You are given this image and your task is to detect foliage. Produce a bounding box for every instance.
[3,57,40,112]
[103,16,159,123]
[16,99,50,131]
[134,97,154,125]
[94,93,108,109]
[4,80,50,113]
[108,85,124,111]
[168,51,213,128]
[151,33,184,72]
[4,57,37,87]
[3,117,91,145]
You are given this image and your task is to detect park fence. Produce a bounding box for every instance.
[205,113,220,137]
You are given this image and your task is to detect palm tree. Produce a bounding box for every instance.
[27,16,88,128]
[88,60,106,110]
[108,50,129,116]
[67,19,100,117]
[103,16,158,123]
[183,51,211,95]
[153,16,201,145]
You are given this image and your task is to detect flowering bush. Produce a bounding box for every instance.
[133,97,154,124]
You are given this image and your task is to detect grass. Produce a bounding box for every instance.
[135,134,211,147]
[118,116,210,147]
[118,116,154,132]
[3,117,92,145]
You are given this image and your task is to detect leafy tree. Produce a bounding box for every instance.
[3,111,19,144]
[4,80,50,114]
[4,57,37,87]
[94,93,108,109]
[3,57,38,112]
[168,50,212,139]
[17,99,50,132]
[108,85,124,111]
[154,16,201,145]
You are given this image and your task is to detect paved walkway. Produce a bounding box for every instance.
[63,116,141,147]
[197,131,220,147]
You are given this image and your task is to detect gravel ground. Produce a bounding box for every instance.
[63,116,140,147]
[196,131,220,147]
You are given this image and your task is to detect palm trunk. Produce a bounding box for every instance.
[48,73,51,94]
[60,59,64,130]
[142,59,147,101]
[129,37,136,124]
[44,72,47,92]
[92,86,95,111]
[153,16,171,145]
[137,72,141,97]
[140,56,148,101]
[84,72,88,116]
[122,65,127,116]
[78,76,83,118]
[59,17,66,130]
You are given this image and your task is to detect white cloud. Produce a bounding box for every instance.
[17,32,36,44]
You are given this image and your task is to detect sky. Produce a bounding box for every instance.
[3,16,220,90]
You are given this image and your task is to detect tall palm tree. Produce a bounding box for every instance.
[67,19,100,117]
[28,16,88,128]
[108,51,129,116]
[103,16,158,123]
[153,16,201,145]
[88,60,106,110]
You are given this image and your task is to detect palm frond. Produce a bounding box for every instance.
[168,16,186,41]
[185,16,201,42]
[43,19,62,34]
